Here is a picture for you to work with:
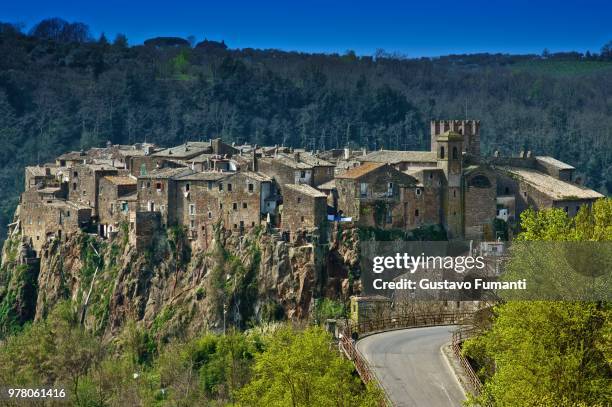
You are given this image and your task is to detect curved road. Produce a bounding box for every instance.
[356,325,465,407]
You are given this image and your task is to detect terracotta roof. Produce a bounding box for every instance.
[336,162,385,179]
[152,142,212,159]
[104,176,137,186]
[284,183,327,198]
[358,150,437,164]
[501,167,603,200]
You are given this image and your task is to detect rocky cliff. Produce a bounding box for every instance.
[0,224,360,340]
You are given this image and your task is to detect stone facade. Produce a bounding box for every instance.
[98,176,138,237]
[280,184,328,241]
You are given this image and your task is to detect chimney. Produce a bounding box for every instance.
[362,147,367,156]
[343,147,350,160]
[526,151,532,158]
[493,150,500,157]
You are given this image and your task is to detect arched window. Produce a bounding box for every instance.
[440,146,445,159]
[452,146,459,160]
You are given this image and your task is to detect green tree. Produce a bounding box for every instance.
[237,326,381,407]
[464,198,612,407]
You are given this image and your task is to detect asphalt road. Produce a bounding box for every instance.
[356,325,465,407]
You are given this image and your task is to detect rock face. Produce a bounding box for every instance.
[0,223,359,339]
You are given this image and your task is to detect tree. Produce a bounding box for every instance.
[238,326,382,406]
[463,199,612,407]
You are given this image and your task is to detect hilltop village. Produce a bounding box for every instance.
[13,120,603,257]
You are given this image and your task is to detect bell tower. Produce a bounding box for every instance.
[436,130,464,239]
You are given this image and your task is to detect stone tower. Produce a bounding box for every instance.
[436,130,464,239]
[431,120,480,159]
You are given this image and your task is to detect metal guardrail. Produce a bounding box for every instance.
[452,326,483,395]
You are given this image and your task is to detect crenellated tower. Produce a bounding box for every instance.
[436,130,464,239]
[431,119,480,159]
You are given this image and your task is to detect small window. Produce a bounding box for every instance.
[504,187,509,195]
[219,183,223,191]
[190,219,195,229]
[146,181,151,188]
[416,188,422,196]
[440,146,445,159]
[73,171,78,178]
[386,209,393,224]
[233,202,238,210]
[523,191,527,198]
[429,173,433,180]
[297,197,302,204]
[242,202,247,209]
[248,183,254,192]
[360,182,368,197]
[453,190,456,197]
[189,204,196,215]
[185,183,190,192]
[208,181,213,190]
[72,183,77,191]
[219,203,223,209]
[300,171,306,178]
[301,216,305,222]
[66,211,71,217]
[228,183,232,192]
[208,211,212,219]
[156,182,162,190]
[452,146,458,160]
[415,209,419,217]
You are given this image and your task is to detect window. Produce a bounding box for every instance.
[73,171,78,178]
[360,182,368,197]
[300,171,306,178]
[228,183,232,192]
[156,182,162,191]
[415,209,419,217]
[248,183,254,192]
[233,202,238,210]
[72,183,77,191]
[146,181,151,188]
[523,191,527,198]
[219,183,223,191]
[504,187,510,195]
[297,197,302,204]
[301,216,305,222]
[387,182,393,197]
[189,204,196,215]
[208,181,213,190]
[452,146,458,160]
[190,219,195,229]
[416,188,422,196]
[240,221,244,229]
[440,146,445,159]
[429,173,433,180]
[219,203,223,210]
[148,201,155,211]
[185,183,190,192]
[386,209,393,224]
[208,211,212,219]
[453,190,456,197]
[243,202,247,209]
[122,202,128,212]
[66,211,70,217]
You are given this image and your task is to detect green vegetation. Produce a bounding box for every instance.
[463,198,612,407]
[0,302,380,406]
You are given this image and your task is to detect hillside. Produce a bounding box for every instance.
[1,20,611,244]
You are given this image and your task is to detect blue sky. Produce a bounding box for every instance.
[2,0,610,56]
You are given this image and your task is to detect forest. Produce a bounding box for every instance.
[0,18,611,243]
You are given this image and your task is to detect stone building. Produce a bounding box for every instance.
[98,175,138,237]
[280,184,328,241]
[20,189,91,255]
[67,163,118,216]
[335,163,418,229]
[256,151,334,193]
[137,167,194,227]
